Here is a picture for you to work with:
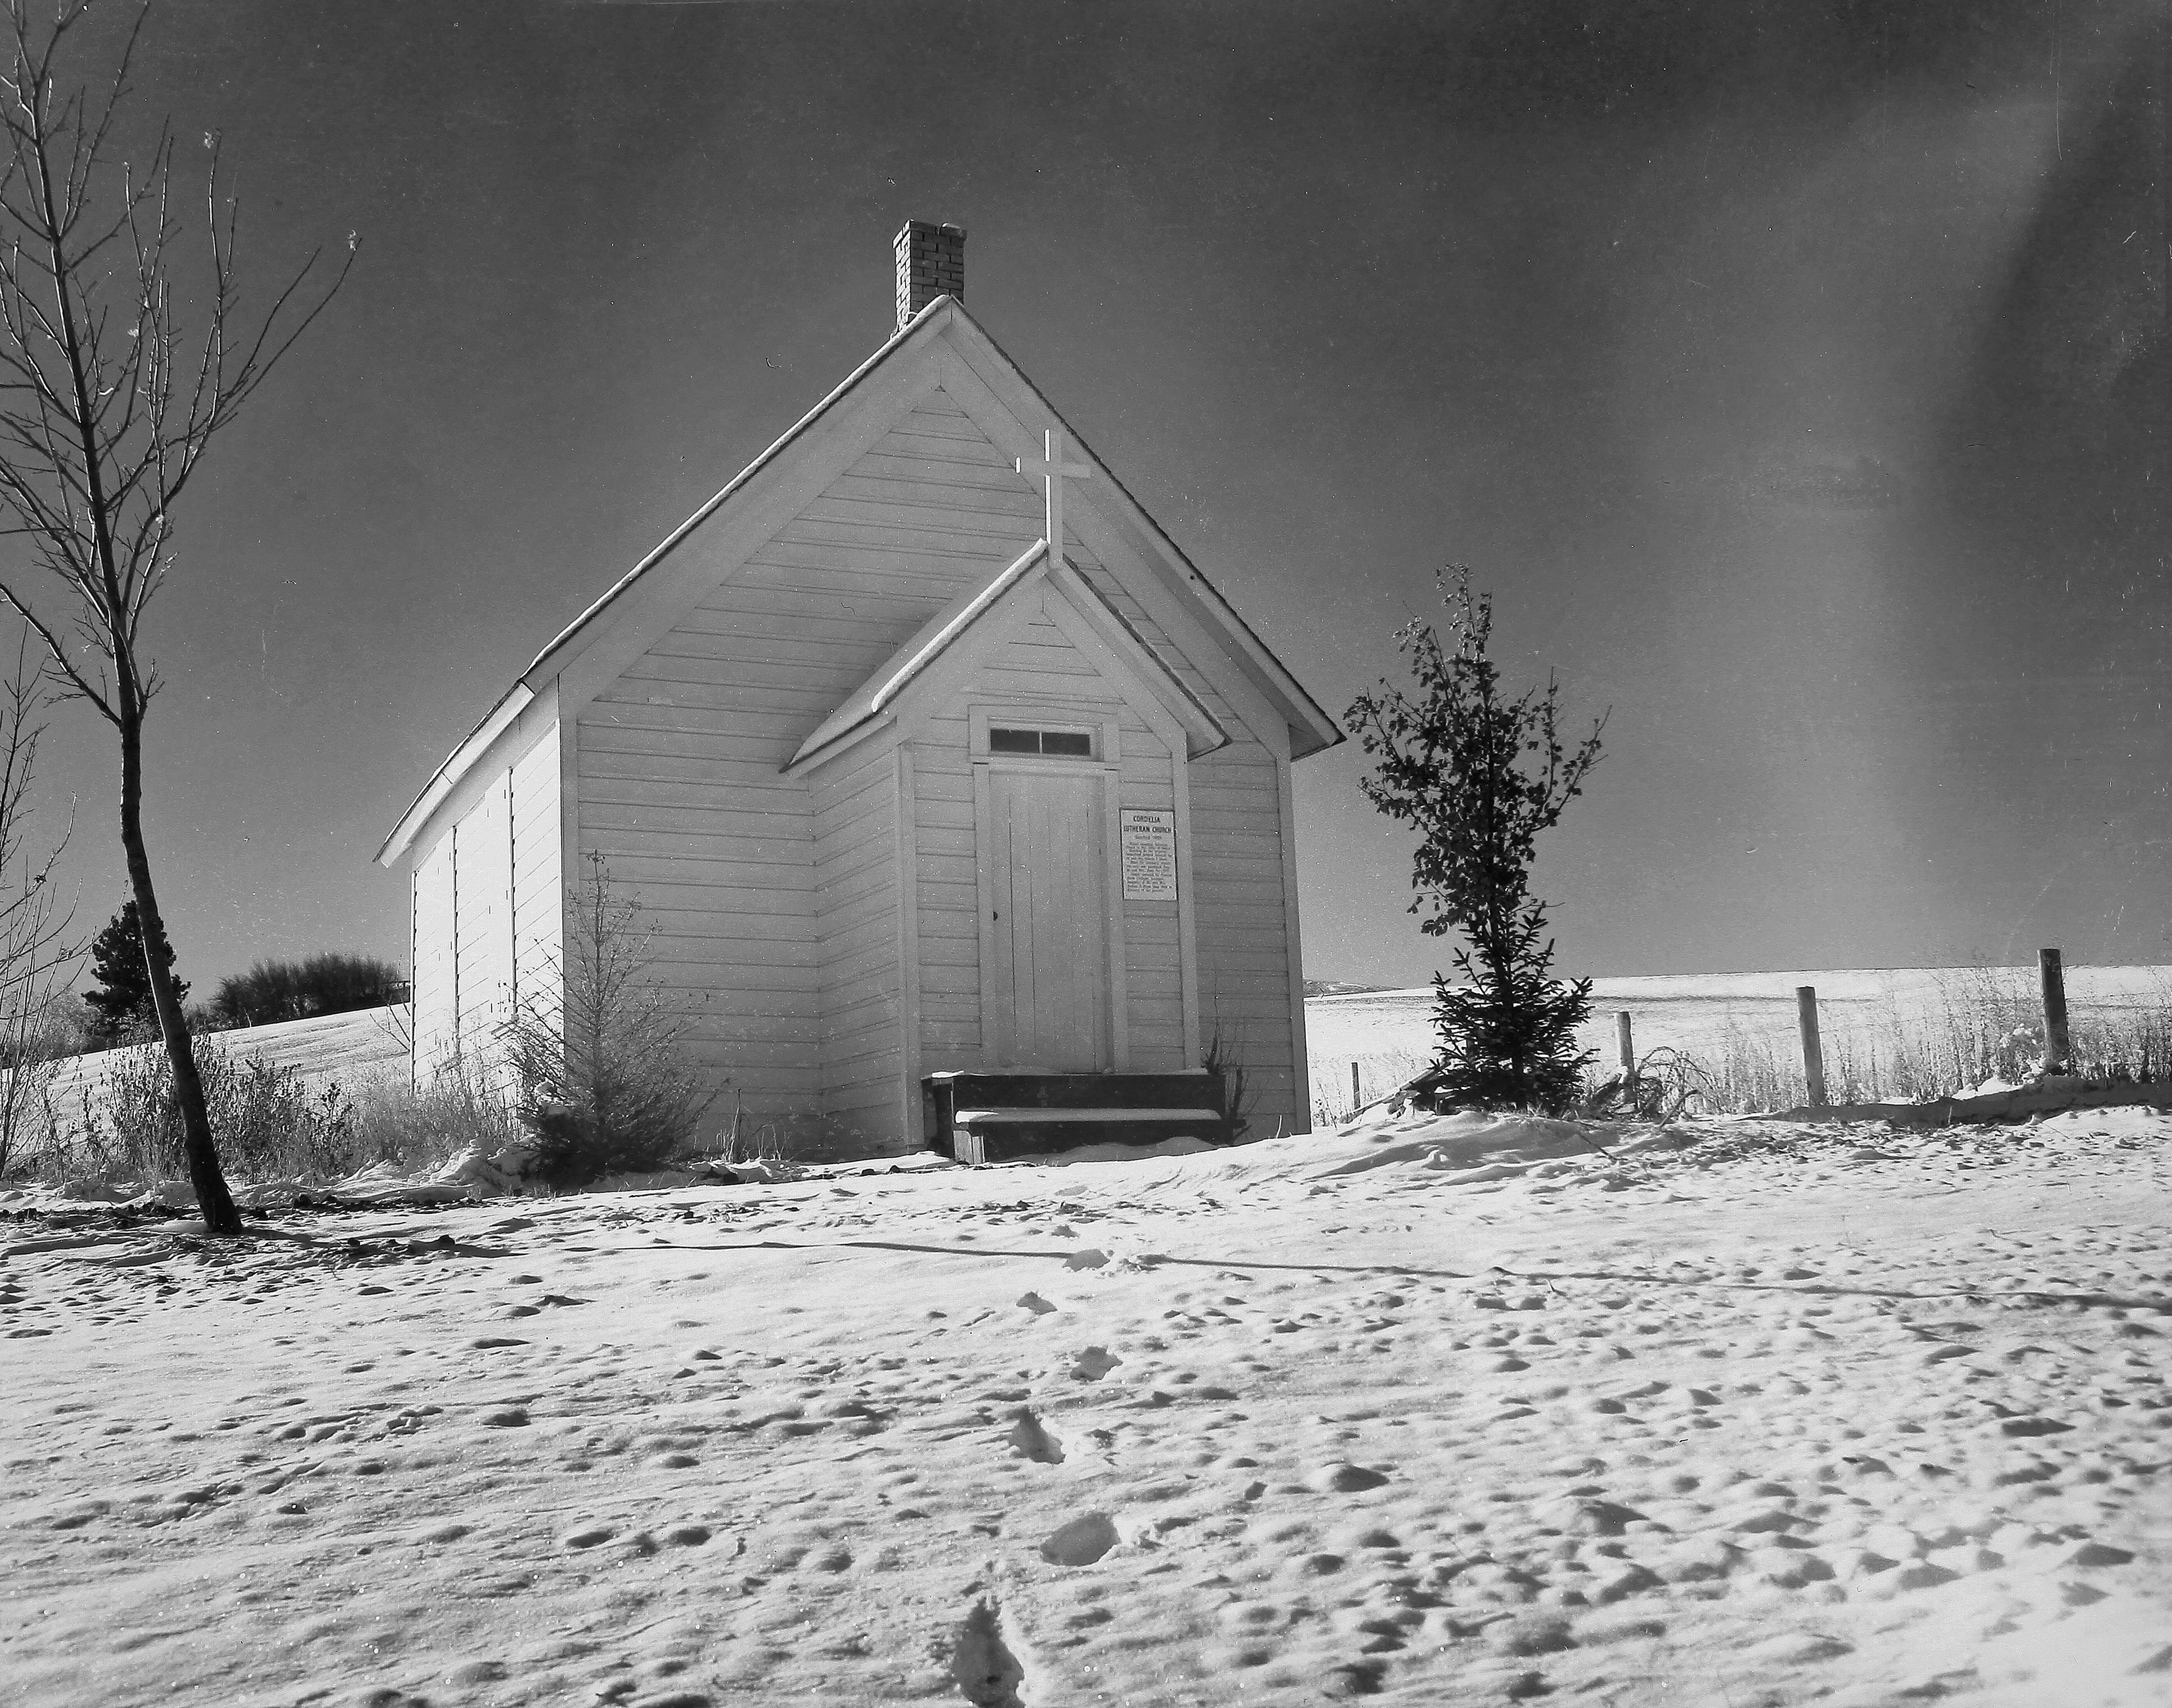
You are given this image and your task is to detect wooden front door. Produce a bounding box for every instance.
[986,767,1109,1069]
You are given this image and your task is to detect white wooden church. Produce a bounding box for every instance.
[378,223,1342,1161]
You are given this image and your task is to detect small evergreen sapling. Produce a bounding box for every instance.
[1348,567,1606,1114]
[500,858,717,1187]
[83,900,185,1046]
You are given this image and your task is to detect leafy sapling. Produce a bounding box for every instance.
[1348,566,1606,1115]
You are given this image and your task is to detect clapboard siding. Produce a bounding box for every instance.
[578,628,821,1136]
[510,723,562,1030]
[572,823,807,866]
[629,907,819,946]
[664,585,949,629]
[451,776,515,1083]
[412,831,458,1081]
[910,707,977,1068]
[583,706,822,743]
[594,855,815,893]
[815,747,900,1156]
[404,713,563,1088]
[1188,737,1298,1128]
[1113,708,1185,1073]
[578,749,813,790]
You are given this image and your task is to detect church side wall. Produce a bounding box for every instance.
[452,776,514,1077]
[909,718,980,1065]
[407,711,561,1093]
[1186,736,1300,1134]
[510,724,562,1037]
[411,829,458,1084]
[813,747,901,1157]
[573,703,820,1145]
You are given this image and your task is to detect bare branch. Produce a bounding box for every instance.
[0,576,111,719]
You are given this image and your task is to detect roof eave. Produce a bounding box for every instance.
[375,683,536,866]
[783,538,1051,777]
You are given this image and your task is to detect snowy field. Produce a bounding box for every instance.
[5,1107,2169,1706]
[41,1005,409,1112]
[1305,966,2172,1109]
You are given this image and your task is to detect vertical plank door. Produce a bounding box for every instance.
[988,767,1108,1069]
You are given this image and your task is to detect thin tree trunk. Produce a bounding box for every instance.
[118,708,239,1234]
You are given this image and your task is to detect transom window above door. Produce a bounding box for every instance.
[988,726,1095,757]
[968,705,1121,765]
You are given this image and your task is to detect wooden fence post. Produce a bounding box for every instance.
[1796,985,1827,1107]
[2039,948,2070,1074]
[1617,1011,1635,1077]
[1351,1060,1361,1109]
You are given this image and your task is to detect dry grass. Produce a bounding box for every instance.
[10,1050,521,1188]
[1309,969,2172,1124]
[1312,1046,1434,1128]
[1623,967,2172,1115]
[338,1067,524,1176]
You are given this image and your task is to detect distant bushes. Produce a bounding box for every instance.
[210,953,406,1029]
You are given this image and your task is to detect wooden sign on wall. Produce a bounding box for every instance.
[1119,808,1178,902]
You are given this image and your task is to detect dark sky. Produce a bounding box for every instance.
[12,0,2167,990]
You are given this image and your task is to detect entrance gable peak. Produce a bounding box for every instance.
[783,540,1226,778]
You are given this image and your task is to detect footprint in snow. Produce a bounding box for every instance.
[1042,1511,1120,1565]
[1309,1463,1391,1494]
[1007,1409,1065,1464]
[950,1599,1027,1707]
[1321,1659,1387,1698]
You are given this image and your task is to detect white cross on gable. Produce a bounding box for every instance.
[1016,428,1091,562]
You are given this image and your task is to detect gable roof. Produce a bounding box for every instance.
[379,294,1339,866]
[783,538,1228,775]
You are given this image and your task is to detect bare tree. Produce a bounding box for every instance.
[0,2,350,1231]
[0,622,72,1178]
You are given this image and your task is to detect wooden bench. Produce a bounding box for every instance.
[924,1071,1229,1164]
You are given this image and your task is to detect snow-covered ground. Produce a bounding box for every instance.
[4,1107,2168,1706]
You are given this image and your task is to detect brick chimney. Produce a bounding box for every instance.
[894,220,965,333]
